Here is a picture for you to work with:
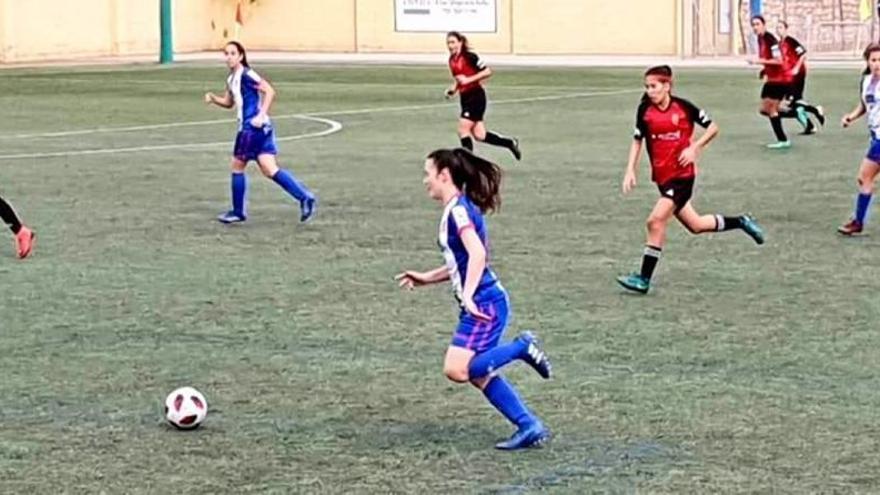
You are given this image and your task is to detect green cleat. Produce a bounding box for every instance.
[616,273,650,294]
[740,214,765,245]
[795,106,809,128]
[766,140,791,150]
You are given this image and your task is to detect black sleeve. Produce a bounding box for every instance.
[464,51,487,71]
[677,98,713,128]
[790,37,806,56]
[633,99,649,140]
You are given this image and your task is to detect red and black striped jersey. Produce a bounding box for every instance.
[633,96,712,185]
[449,51,487,94]
[758,32,790,83]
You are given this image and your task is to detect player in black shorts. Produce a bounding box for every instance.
[446,31,521,160]
[749,15,793,149]
[777,21,825,135]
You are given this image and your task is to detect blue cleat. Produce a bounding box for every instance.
[616,273,650,294]
[517,331,551,379]
[300,197,317,223]
[218,210,246,224]
[740,214,765,245]
[495,421,550,450]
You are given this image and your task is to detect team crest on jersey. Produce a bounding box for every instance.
[671,113,680,126]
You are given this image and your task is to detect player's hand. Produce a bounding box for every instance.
[678,145,699,167]
[455,74,470,85]
[463,298,491,322]
[204,92,214,104]
[622,169,637,194]
[842,115,853,127]
[395,271,429,290]
[250,113,269,128]
[445,88,456,99]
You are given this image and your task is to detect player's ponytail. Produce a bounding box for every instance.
[226,41,250,68]
[863,43,880,75]
[427,148,502,213]
[447,31,470,53]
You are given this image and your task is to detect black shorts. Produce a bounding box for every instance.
[761,82,790,101]
[460,87,487,122]
[786,76,806,102]
[657,178,695,212]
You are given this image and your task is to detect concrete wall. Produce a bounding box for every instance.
[0,0,684,63]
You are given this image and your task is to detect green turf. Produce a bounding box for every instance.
[0,62,878,493]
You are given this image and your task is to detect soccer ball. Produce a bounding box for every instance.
[164,386,208,430]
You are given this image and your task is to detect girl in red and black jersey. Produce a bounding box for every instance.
[748,15,793,149]
[777,20,825,135]
[445,32,521,160]
[616,66,765,294]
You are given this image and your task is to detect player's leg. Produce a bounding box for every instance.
[762,92,790,148]
[839,157,880,235]
[458,118,476,151]
[466,296,551,381]
[0,194,34,259]
[257,153,317,223]
[473,121,522,161]
[675,202,765,244]
[617,196,677,293]
[218,157,249,224]
[448,296,549,450]
[793,76,825,126]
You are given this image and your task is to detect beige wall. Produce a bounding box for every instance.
[513,0,678,55]
[0,0,684,63]
[355,0,511,53]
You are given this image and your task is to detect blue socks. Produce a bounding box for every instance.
[272,168,313,202]
[855,192,872,225]
[468,339,526,379]
[231,173,247,217]
[482,376,535,428]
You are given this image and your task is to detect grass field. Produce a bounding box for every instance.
[1,62,879,493]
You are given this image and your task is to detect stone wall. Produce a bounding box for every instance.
[740,0,879,54]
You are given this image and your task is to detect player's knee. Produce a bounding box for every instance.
[646,216,666,233]
[443,366,470,383]
[473,129,487,141]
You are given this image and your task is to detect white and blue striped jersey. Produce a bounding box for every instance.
[860,74,880,139]
[438,195,504,304]
[227,66,270,132]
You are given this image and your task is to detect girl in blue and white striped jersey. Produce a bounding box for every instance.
[205,41,316,224]
[839,43,880,235]
[396,148,551,450]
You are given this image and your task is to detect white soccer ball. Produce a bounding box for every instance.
[164,386,208,430]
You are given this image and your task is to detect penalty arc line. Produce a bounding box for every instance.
[0,115,342,160]
[0,88,639,159]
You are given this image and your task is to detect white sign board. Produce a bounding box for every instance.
[395,0,497,33]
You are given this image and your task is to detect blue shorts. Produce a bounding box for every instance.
[867,138,880,163]
[450,292,510,354]
[233,127,277,163]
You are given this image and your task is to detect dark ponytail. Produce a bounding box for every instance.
[864,42,880,75]
[226,40,249,67]
[427,148,502,213]
[447,31,471,53]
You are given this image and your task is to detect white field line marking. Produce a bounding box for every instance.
[0,88,638,158]
[0,88,638,140]
[7,76,611,92]
[0,116,341,160]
